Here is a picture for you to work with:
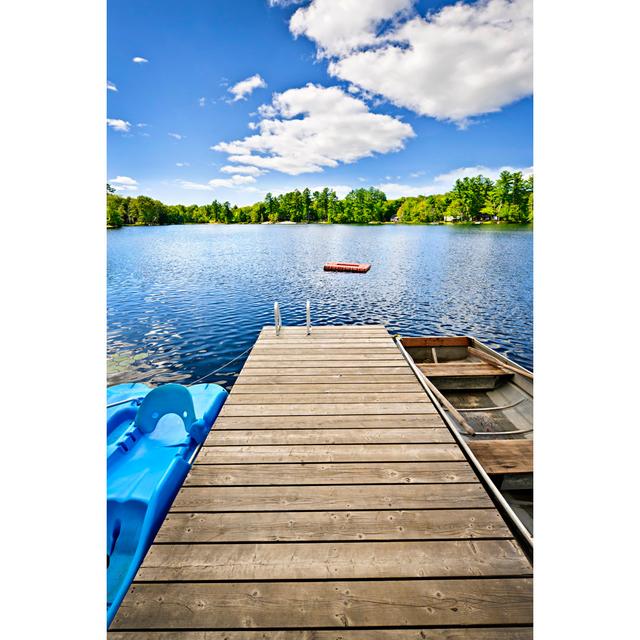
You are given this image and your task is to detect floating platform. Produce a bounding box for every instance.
[324,261,371,273]
[108,324,533,637]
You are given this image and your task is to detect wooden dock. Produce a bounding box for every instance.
[109,324,533,638]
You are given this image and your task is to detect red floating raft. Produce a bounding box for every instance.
[324,262,371,273]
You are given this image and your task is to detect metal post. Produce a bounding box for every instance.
[306,300,311,335]
[274,302,281,336]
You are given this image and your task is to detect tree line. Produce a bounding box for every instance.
[107,170,533,228]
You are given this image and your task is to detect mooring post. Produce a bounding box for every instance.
[306,300,311,335]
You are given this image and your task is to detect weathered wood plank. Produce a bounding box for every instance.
[234,374,420,385]
[155,508,513,542]
[203,428,453,446]
[231,379,424,396]
[213,414,444,429]
[237,367,414,376]
[111,578,533,629]
[171,483,491,512]
[185,461,476,485]
[402,337,471,347]
[196,444,465,464]
[138,540,531,581]
[468,440,534,475]
[225,393,430,405]
[251,346,400,353]
[257,339,394,345]
[246,353,405,362]
[419,362,507,377]
[109,628,533,640]
[231,383,424,393]
[219,403,438,417]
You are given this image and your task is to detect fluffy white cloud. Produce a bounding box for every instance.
[377,164,533,198]
[290,0,412,57]
[289,0,532,124]
[212,83,414,175]
[220,165,265,176]
[109,176,138,191]
[228,74,267,102]
[209,175,257,188]
[107,81,118,92]
[107,118,131,132]
[176,162,190,167]
[178,174,257,192]
[168,132,184,140]
[199,96,206,107]
[268,0,305,7]
[132,56,149,63]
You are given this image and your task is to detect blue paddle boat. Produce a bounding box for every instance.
[107,382,228,625]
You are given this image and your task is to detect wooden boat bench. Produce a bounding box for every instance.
[467,439,533,475]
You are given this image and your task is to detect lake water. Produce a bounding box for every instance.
[108,224,532,388]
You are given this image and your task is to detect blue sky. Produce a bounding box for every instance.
[107,0,532,205]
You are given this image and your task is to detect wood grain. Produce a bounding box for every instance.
[468,439,533,475]
[225,393,431,405]
[138,540,531,581]
[109,629,533,640]
[219,403,438,417]
[196,444,465,463]
[185,461,476,485]
[155,509,513,543]
[171,483,491,512]
[111,578,533,629]
[203,428,453,446]
[212,414,444,430]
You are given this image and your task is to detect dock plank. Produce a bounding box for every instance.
[155,509,513,542]
[196,443,466,463]
[219,403,438,416]
[110,630,533,640]
[225,392,431,405]
[171,483,492,512]
[213,414,443,429]
[138,540,531,581]
[204,428,453,446]
[111,578,533,629]
[230,382,424,393]
[185,461,476,485]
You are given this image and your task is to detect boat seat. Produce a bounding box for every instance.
[418,362,511,390]
[419,362,508,377]
[135,383,209,444]
[467,439,533,475]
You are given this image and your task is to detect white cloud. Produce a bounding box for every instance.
[268,0,305,7]
[168,132,184,140]
[109,176,138,191]
[178,174,258,192]
[107,81,118,92]
[377,164,533,198]
[290,0,413,57]
[107,118,131,132]
[176,162,190,167]
[136,123,148,128]
[132,56,149,63]
[220,165,265,176]
[209,175,257,188]
[228,74,267,102]
[199,97,206,107]
[179,181,213,191]
[212,83,414,175]
[290,0,532,124]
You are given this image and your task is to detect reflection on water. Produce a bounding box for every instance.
[108,224,533,388]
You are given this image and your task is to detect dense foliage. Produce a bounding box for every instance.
[107,171,533,228]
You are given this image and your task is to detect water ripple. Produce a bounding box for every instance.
[108,224,532,389]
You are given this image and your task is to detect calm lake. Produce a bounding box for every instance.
[108,224,532,388]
